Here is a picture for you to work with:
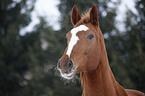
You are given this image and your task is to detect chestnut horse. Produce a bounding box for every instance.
[57,4,144,96]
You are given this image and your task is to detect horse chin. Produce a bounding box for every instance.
[58,66,78,80]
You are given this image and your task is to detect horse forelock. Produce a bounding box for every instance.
[74,12,90,27]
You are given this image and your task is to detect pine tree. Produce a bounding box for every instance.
[122,0,145,92]
[0,0,36,95]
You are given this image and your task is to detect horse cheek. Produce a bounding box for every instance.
[88,43,100,71]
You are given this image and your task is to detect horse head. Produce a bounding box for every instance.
[57,5,102,79]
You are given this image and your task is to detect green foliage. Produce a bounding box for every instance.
[0,0,35,95]
[105,0,145,92]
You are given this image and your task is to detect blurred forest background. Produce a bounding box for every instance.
[0,0,145,96]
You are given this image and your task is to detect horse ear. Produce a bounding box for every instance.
[90,4,99,26]
[71,5,81,25]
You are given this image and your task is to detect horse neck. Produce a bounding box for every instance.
[80,30,128,96]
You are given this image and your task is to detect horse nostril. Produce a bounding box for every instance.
[68,60,73,69]
[57,59,61,69]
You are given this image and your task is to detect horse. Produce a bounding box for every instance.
[57,4,144,96]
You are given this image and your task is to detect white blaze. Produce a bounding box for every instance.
[66,25,89,57]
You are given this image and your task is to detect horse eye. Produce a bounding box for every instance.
[87,34,94,40]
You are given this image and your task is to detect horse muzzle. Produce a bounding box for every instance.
[57,57,78,79]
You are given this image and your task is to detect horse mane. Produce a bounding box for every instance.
[80,72,85,88]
